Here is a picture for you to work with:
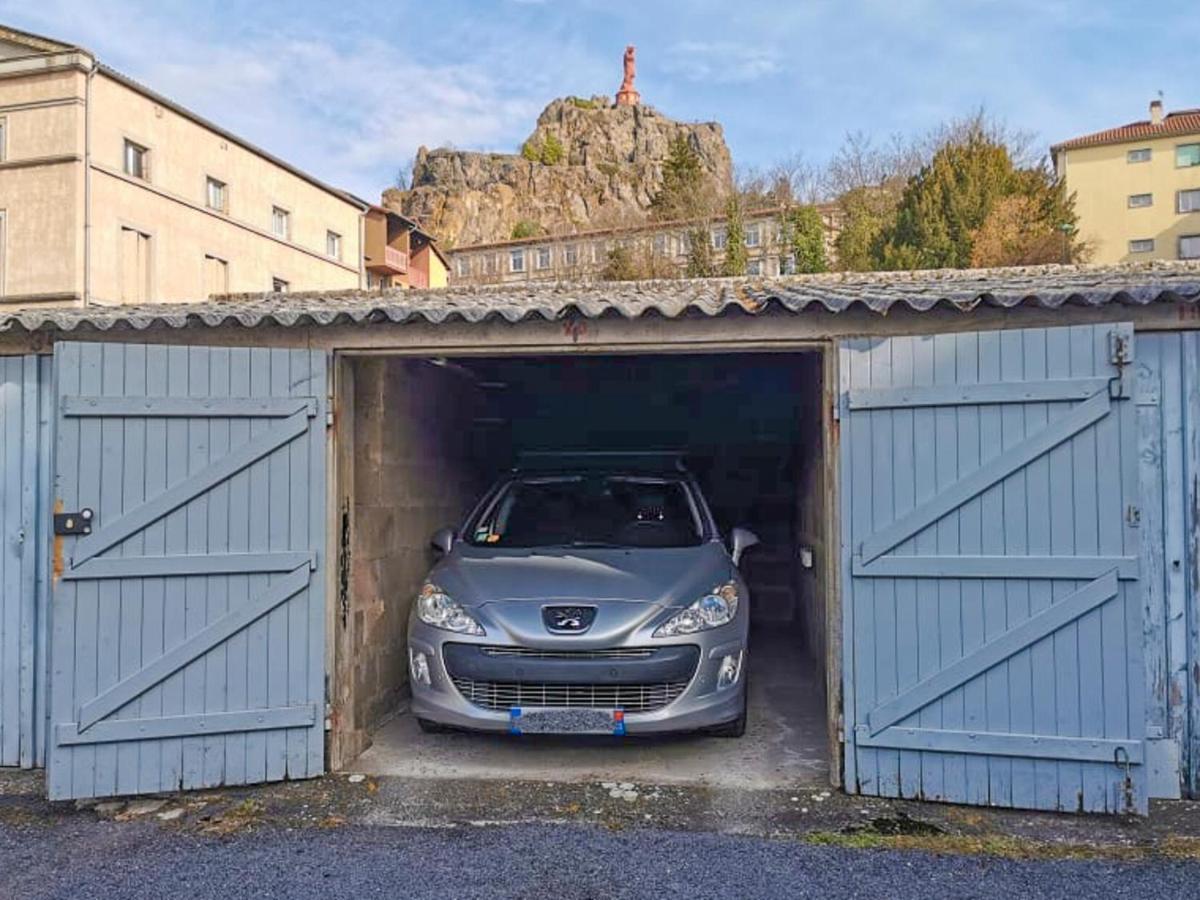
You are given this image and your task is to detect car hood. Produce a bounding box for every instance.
[431,542,732,609]
[428,542,734,646]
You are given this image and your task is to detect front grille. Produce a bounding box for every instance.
[451,677,689,713]
[480,646,654,660]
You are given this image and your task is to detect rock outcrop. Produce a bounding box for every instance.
[385,97,733,248]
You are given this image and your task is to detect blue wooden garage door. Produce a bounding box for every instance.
[47,343,327,800]
[1,356,50,768]
[840,324,1145,814]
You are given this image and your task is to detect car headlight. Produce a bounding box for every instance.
[653,583,739,637]
[416,584,485,635]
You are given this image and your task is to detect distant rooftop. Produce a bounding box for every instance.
[1052,102,1200,155]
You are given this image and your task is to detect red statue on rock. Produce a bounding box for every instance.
[615,45,640,107]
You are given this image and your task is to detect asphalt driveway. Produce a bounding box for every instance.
[3,816,1200,900]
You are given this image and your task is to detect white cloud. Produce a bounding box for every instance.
[662,41,781,84]
[0,0,601,198]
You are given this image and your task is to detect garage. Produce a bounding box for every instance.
[332,349,835,789]
[2,264,1200,815]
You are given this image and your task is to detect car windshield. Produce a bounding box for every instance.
[467,475,704,549]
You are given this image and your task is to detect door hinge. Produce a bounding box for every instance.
[325,410,335,428]
[1126,504,1142,527]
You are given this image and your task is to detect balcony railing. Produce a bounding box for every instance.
[368,245,409,274]
[384,246,408,272]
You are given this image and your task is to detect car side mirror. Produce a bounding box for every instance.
[431,527,456,554]
[730,527,760,565]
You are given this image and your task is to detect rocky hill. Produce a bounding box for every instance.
[385,96,733,248]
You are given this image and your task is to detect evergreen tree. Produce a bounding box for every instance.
[722,197,748,276]
[684,226,715,278]
[877,123,1081,270]
[781,205,828,273]
[652,136,707,221]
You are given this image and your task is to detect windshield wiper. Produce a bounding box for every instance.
[566,540,625,549]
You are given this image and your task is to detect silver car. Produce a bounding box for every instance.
[407,462,759,737]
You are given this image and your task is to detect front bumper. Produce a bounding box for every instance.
[408,621,746,734]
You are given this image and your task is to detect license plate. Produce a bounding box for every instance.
[509,708,626,735]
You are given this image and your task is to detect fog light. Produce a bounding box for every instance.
[409,648,431,686]
[717,651,743,689]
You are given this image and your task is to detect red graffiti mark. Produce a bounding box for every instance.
[562,319,589,343]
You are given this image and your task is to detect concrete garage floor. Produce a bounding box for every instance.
[349,629,829,789]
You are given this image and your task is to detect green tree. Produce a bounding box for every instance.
[722,197,748,276]
[685,226,715,277]
[780,205,828,273]
[510,220,541,240]
[600,244,640,281]
[877,123,1081,270]
[652,136,708,221]
[833,183,903,271]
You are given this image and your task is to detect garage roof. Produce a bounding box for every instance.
[2,262,1199,334]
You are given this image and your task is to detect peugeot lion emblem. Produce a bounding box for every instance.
[543,605,597,633]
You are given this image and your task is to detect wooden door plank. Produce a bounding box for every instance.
[58,705,316,745]
[848,376,1109,410]
[63,551,315,580]
[62,396,315,418]
[868,571,1120,735]
[77,565,310,731]
[860,726,1143,763]
[854,555,1138,580]
[71,409,311,566]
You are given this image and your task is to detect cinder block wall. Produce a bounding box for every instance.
[332,357,484,764]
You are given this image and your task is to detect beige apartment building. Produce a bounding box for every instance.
[446,205,839,287]
[1053,100,1200,265]
[0,25,366,307]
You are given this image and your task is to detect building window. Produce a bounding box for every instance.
[509,249,525,273]
[272,276,289,292]
[746,224,760,247]
[652,234,669,256]
[1178,189,1200,214]
[326,230,342,259]
[1181,235,1200,260]
[1129,239,1155,254]
[119,226,152,303]
[123,139,148,180]
[204,177,227,213]
[1177,144,1200,168]
[1127,193,1153,208]
[455,256,470,277]
[1127,148,1151,163]
[711,227,727,250]
[271,206,290,239]
[536,247,551,270]
[780,253,796,275]
[484,255,497,275]
[747,258,763,275]
[563,244,578,267]
[203,254,229,297]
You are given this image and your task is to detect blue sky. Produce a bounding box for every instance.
[3,0,1197,198]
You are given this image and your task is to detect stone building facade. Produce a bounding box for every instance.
[446,205,840,286]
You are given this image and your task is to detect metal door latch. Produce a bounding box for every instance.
[54,508,93,536]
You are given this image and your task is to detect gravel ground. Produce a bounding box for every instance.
[3,818,1199,900]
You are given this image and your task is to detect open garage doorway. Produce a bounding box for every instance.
[329,349,836,789]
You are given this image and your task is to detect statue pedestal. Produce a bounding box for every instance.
[615,88,640,107]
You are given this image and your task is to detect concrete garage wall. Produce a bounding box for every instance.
[330,357,484,765]
[793,353,828,670]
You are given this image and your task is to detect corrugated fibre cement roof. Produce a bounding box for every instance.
[3,262,1199,334]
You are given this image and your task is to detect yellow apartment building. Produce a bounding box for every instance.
[0,24,366,307]
[1053,100,1200,265]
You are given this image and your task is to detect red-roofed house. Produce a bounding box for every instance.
[1052,100,1200,264]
